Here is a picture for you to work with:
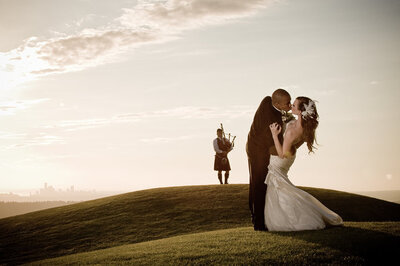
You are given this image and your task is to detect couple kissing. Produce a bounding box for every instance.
[246,89,343,232]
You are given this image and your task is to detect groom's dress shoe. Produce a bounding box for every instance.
[254,225,267,231]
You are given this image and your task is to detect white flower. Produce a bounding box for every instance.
[301,100,315,120]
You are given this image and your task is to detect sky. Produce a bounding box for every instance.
[1,0,399,193]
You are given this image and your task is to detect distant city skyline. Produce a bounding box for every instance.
[1,0,399,193]
[1,182,400,204]
[0,182,121,202]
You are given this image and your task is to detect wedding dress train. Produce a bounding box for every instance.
[264,155,343,231]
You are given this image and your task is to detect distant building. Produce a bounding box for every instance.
[0,183,119,202]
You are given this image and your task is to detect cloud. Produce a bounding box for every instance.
[35,30,156,67]
[118,0,267,29]
[43,105,254,131]
[69,13,99,28]
[0,131,27,140]
[47,116,142,132]
[140,135,197,143]
[117,105,254,119]
[3,105,253,149]
[30,68,65,75]
[0,98,50,116]
[5,134,65,149]
[1,0,270,90]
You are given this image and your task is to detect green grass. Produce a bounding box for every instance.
[0,184,399,265]
[32,223,400,265]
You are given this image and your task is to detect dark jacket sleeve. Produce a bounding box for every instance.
[247,96,283,155]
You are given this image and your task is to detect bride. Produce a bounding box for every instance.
[265,96,343,231]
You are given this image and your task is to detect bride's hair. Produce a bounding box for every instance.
[296,96,319,153]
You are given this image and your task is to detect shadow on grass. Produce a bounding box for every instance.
[271,224,400,264]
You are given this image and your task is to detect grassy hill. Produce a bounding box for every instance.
[32,223,400,265]
[0,184,399,265]
[354,190,400,204]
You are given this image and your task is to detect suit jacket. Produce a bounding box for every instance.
[246,96,283,158]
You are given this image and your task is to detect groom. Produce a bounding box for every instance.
[246,88,292,231]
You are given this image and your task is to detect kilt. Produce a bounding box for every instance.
[214,154,231,171]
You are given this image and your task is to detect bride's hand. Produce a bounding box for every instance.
[269,123,281,136]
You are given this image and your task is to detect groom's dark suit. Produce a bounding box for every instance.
[246,96,283,230]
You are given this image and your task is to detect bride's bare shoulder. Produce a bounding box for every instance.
[284,124,302,140]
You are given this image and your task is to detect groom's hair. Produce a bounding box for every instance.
[272,88,290,104]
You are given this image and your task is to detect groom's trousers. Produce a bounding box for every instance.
[247,149,270,229]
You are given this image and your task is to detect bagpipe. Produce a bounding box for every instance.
[220,123,236,151]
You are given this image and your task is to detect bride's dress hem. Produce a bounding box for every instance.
[264,155,343,232]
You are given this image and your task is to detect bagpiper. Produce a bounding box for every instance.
[213,124,235,184]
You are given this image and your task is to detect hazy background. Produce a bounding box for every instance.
[1,0,399,196]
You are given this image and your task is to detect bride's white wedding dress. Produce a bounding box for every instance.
[264,146,343,231]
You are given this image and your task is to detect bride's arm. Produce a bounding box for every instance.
[270,123,295,158]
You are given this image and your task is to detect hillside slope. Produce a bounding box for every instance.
[32,223,400,265]
[1,184,399,264]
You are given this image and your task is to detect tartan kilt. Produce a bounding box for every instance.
[214,154,231,171]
